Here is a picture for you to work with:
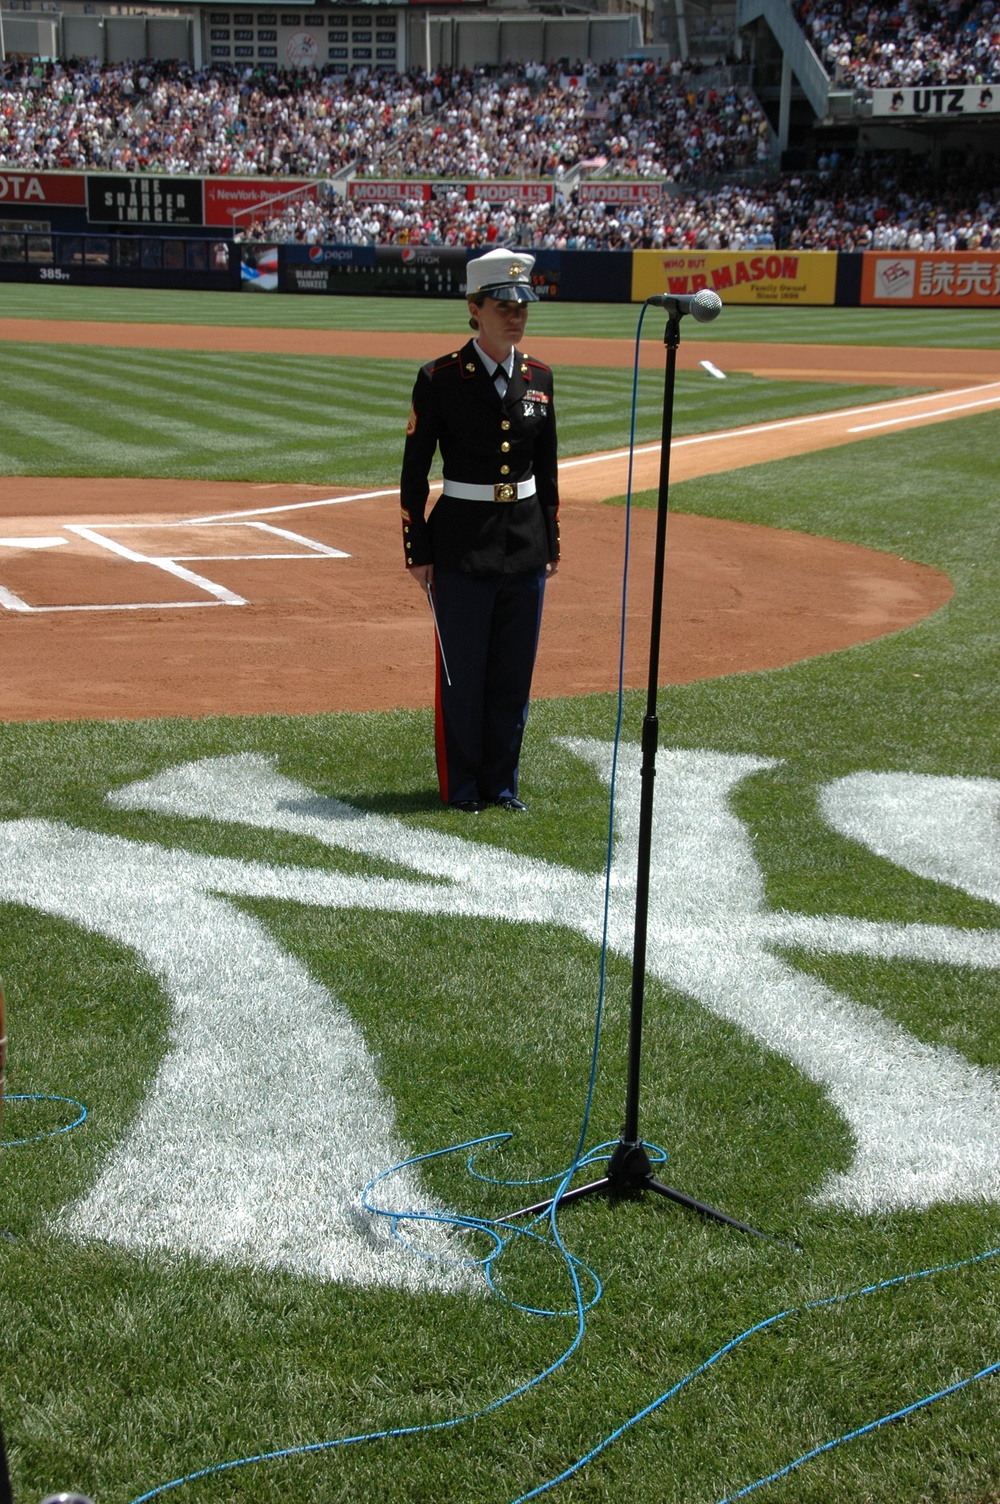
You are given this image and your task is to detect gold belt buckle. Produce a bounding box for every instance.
[494,482,517,503]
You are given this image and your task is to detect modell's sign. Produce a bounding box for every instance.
[872,84,999,117]
[349,181,430,202]
[0,172,86,206]
[578,182,664,203]
[464,181,553,203]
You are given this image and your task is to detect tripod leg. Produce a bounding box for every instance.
[498,1144,780,1243]
[0,1406,13,1504]
[495,1176,612,1222]
[644,1178,773,1241]
[609,1140,775,1241]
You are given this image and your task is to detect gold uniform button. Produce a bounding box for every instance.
[501,419,511,431]
[501,441,510,452]
[500,465,510,476]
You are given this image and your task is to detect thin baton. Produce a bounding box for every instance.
[425,582,452,687]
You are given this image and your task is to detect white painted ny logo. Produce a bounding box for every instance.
[0,745,997,1288]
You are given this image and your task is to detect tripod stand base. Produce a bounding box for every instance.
[500,1139,771,1241]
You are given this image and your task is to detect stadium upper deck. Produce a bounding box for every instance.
[1,7,997,251]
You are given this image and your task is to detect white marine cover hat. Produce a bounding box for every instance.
[465,247,538,302]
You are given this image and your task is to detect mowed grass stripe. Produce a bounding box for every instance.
[0,351,280,467]
[2,342,412,418]
[3,283,1000,349]
[0,340,924,484]
[0,345,419,480]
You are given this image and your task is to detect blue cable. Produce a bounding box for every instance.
[561,300,649,1172]
[126,1144,605,1500]
[123,302,657,1504]
[1,1093,88,1147]
[361,1136,605,1318]
[19,308,997,1504]
[505,1244,1000,1504]
[719,1355,1000,1503]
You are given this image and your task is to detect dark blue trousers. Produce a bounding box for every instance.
[431,566,546,806]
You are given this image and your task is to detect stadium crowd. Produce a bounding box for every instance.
[246,153,997,250]
[0,57,770,180]
[0,36,997,250]
[795,0,1000,89]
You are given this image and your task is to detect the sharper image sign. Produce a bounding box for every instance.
[87,175,205,226]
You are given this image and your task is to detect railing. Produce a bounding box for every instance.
[736,0,830,118]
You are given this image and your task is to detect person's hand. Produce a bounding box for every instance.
[546,560,560,577]
[408,564,434,589]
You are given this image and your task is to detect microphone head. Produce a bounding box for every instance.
[689,289,723,323]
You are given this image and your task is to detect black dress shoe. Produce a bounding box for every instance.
[489,796,529,813]
[448,799,484,813]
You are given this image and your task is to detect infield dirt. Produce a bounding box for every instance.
[1,323,991,722]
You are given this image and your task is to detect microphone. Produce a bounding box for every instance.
[645,289,723,323]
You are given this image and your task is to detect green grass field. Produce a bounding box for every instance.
[0,288,998,1504]
[3,281,1000,346]
[0,338,922,483]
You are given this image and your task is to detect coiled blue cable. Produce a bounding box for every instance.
[1,1093,88,1147]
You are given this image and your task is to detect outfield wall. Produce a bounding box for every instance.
[0,230,240,291]
[3,168,999,306]
[4,230,999,307]
[270,243,635,302]
[3,227,999,307]
[257,243,1000,308]
[4,169,1000,306]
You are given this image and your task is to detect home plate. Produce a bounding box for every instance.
[0,536,67,549]
[700,360,727,380]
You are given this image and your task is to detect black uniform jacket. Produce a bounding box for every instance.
[400,339,560,578]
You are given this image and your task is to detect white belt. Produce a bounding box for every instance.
[441,478,536,504]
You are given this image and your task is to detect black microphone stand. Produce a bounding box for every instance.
[504,303,768,1240]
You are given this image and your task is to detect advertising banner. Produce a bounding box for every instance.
[241,243,280,292]
[87,175,205,227]
[871,84,1000,118]
[204,177,320,228]
[349,181,431,202]
[632,249,838,305]
[463,182,553,204]
[578,182,664,204]
[347,180,554,205]
[862,251,1000,306]
[0,172,87,209]
[281,242,465,296]
[283,243,375,293]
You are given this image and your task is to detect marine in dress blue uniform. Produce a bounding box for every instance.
[400,248,560,812]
